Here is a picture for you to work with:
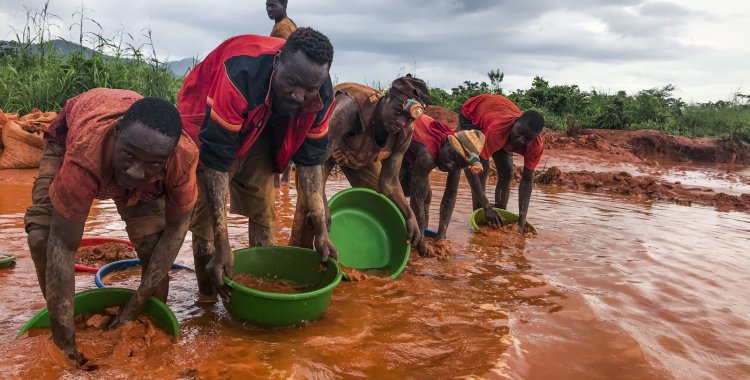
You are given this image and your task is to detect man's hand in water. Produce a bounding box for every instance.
[484,206,504,226]
[206,250,233,302]
[314,233,339,262]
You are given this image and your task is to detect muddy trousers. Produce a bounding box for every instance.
[24,145,170,301]
[188,130,276,294]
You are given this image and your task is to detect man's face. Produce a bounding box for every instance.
[112,122,175,190]
[271,50,330,115]
[379,95,413,134]
[508,120,537,149]
[266,0,284,20]
[436,142,467,172]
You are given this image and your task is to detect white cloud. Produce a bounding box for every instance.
[0,0,747,102]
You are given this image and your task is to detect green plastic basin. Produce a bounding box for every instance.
[328,188,410,279]
[0,253,16,269]
[471,208,538,234]
[16,287,180,339]
[222,246,342,327]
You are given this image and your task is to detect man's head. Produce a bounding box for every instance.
[271,27,333,115]
[508,110,544,149]
[438,130,485,173]
[113,98,183,190]
[266,0,287,21]
[380,74,430,134]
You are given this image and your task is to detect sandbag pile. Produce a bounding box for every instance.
[0,108,57,169]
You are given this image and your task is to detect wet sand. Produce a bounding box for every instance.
[0,147,749,378]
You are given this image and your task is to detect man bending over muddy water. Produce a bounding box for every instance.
[177,28,338,298]
[24,88,199,366]
[400,114,486,247]
[290,76,431,255]
[459,94,545,233]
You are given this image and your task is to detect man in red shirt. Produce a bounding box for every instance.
[178,28,337,298]
[459,94,545,232]
[24,88,199,366]
[402,114,485,249]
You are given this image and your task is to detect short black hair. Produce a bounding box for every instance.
[279,0,288,7]
[117,97,183,141]
[281,27,334,66]
[519,110,545,135]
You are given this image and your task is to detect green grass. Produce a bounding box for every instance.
[0,2,181,115]
[2,2,748,143]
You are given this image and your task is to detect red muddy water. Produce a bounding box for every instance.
[0,146,748,379]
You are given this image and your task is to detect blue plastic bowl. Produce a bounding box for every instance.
[95,259,194,288]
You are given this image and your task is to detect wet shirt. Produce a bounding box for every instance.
[405,114,454,165]
[270,17,297,40]
[177,34,334,173]
[330,82,404,169]
[45,88,199,224]
[461,94,544,170]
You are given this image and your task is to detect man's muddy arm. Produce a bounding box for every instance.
[380,140,422,248]
[198,168,233,295]
[45,209,85,364]
[464,159,502,225]
[518,168,534,232]
[296,164,338,261]
[437,169,460,240]
[111,211,191,327]
[409,154,432,239]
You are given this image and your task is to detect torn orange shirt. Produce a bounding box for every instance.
[45,88,199,224]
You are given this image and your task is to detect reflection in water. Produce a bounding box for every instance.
[0,169,748,378]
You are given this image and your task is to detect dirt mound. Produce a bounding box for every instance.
[425,105,459,131]
[76,243,136,267]
[536,166,750,212]
[543,129,750,165]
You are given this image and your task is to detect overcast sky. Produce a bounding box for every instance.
[1,1,747,103]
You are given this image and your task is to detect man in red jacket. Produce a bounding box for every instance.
[460,94,545,233]
[177,28,337,298]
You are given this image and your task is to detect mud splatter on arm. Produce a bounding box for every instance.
[45,209,86,365]
[518,168,534,232]
[296,164,338,261]
[112,211,191,327]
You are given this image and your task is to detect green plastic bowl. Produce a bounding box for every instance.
[471,208,538,234]
[16,288,180,339]
[0,253,16,269]
[328,188,410,279]
[222,246,342,327]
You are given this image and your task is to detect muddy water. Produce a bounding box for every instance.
[1,169,748,379]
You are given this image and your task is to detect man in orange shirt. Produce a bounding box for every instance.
[460,94,545,232]
[24,88,199,366]
[267,0,297,40]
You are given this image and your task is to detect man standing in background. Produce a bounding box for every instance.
[268,0,297,39]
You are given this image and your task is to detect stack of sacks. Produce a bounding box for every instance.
[0,108,57,169]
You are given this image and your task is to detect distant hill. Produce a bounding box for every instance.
[0,39,196,77]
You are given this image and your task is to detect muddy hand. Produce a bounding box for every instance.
[416,239,433,257]
[314,234,339,262]
[108,305,137,330]
[484,207,503,226]
[206,252,233,302]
